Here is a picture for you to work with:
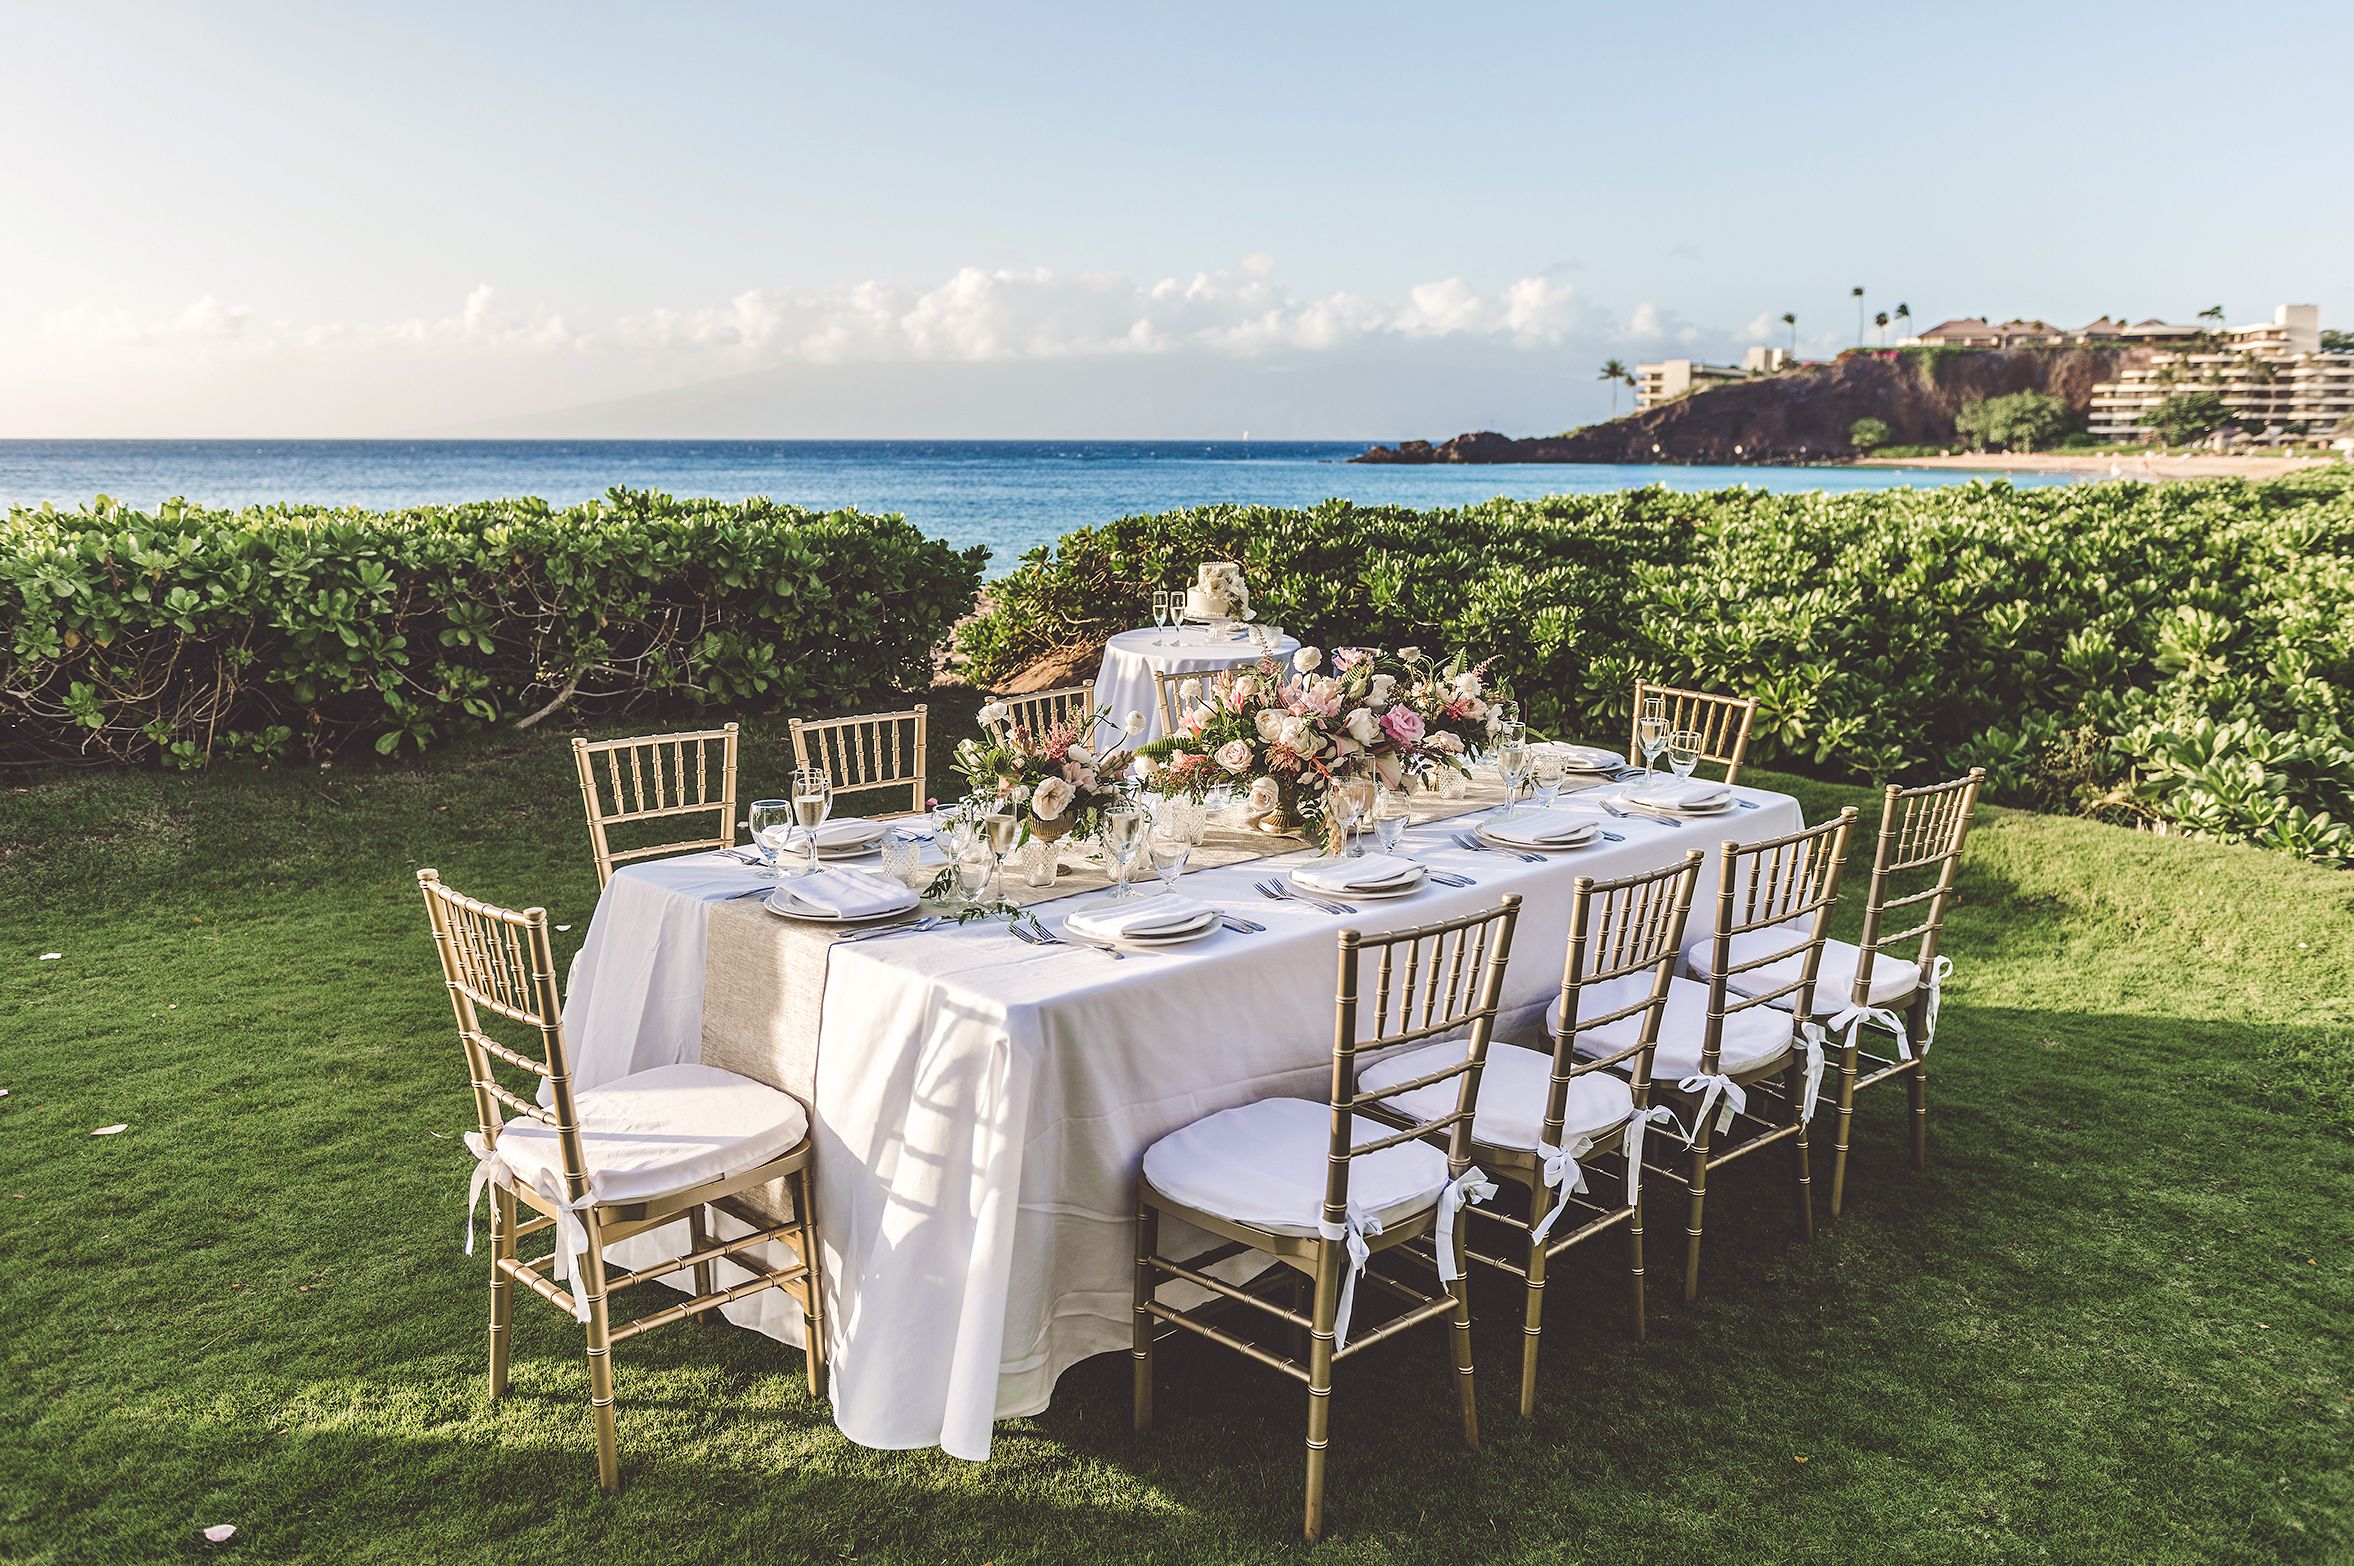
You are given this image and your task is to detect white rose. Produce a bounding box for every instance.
[1234,675,1258,701]
[1031,776,1075,821]
[1398,645,1422,662]
[1126,710,1146,734]
[1008,782,1032,803]
[1068,744,1096,768]
[1452,672,1483,699]
[1254,708,1285,741]
[1345,708,1381,745]
[1293,646,1322,673]
[1367,673,1397,704]
[977,700,1011,728]
[1275,715,1315,753]
[1215,739,1254,772]
[1247,776,1281,814]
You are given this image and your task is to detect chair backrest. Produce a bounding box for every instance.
[1697,810,1859,1075]
[417,869,589,1200]
[1323,898,1523,1224]
[1630,681,1758,784]
[1547,852,1706,1125]
[993,682,1096,742]
[571,724,740,889]
[789,705,929,817]
[1852,768,1984,1006]
[1151,669,1217,738]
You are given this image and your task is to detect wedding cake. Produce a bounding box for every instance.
[1183,561,1251,624]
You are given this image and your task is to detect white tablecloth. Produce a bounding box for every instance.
[1096,624,1301,743]
[560,784,1803,1459]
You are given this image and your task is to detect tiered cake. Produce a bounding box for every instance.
[1183,561,1251,624]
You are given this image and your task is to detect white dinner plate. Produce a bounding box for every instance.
[1289,865,1428,899]
[1062,908,1223,948]
[1620,791,1737,816]
[1477,820,1601,852]
[761,888,923,925]
[1538,743,1627,773]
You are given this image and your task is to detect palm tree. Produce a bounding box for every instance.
[1780,311,1797,356]
[1852,286,1866,345]
[1893,302,1912,342]
[1599,357,1633,416]
[1873,310,1890,345]
[2198,304,2226,346]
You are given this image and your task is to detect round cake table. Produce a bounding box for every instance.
[1097,623,1302,743]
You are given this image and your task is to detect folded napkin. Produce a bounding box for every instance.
[775,817,884,852]
[1067,893,1214,943]
[1293,854,1424,893]
[772,866,915,919]
[1539,742,1624,772]
[1621,776,1733,810]
[1484,809,1601,847]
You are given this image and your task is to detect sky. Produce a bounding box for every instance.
[4,0,2350,438]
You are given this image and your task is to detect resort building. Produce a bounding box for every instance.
[1633,345,1792,409]
[2087,305,2352,443]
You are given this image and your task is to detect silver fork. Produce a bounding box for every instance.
[1012,919,1126,959]
[834,914,945,945]
[1451,830,1542,865]
[1255,877,1355,916]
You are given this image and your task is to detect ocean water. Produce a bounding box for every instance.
[0,439,2075,570]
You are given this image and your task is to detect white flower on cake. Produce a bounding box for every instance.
[1030,776,1075,821]
[1215,739,1254,772]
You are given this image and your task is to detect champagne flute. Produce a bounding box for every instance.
[1495,732,1530,820]
[1150,590,1170,631]
[1668,728,1704,781]
[1636,696,1670,780]
[1101,804,1145,901]
[748,798,793,877]
[1370,786,1410,856]
[1531,749,1566,809]
[982,810,1021,899]
[790,767,833,878]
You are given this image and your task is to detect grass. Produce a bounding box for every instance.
[3,689,2351,1564]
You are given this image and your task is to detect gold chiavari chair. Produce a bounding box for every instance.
[788,705,928,817]
[1684,770,1982,1214]
[1131,898,1523,1542]
[418,870,826,1492]
[1360,854,1702,1417]
[990,680,1096,740]
[1618,811,1856,1299]
[571,724,740,889]
[1630,681,1759,783]
[1150,668,1217,737]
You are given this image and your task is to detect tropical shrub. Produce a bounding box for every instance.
[0,489,986,768]
[957,473,2354,865]
[1953,390,2073,452]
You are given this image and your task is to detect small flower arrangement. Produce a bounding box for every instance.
[1133,645,1506,850]
[960,702,1144,840]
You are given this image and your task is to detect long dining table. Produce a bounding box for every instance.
[557,766,1805,1459]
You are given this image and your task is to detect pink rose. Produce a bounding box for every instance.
[1380,707,1425,746]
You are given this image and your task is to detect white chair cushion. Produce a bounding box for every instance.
[1359,1042,1633,1154]
[1685,928,1918,1013]
[1141,1097,1451,1236]
[1548,974,1795,1079]
[482,1062,809,1207]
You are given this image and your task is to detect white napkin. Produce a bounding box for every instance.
[772,817,884,852]
[773,866,916,918]
[1539,743,1624,772]
[1067,893,1214,943]
[1621,775,1732,810]
[1293,854,1424,892]
[1484,809,1602,847]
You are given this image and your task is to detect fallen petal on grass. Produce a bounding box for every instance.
[202,1523,237,1542]
[39,953,62,960]
[91,1124,129,1136]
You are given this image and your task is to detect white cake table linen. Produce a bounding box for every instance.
[1095,624,1301,744]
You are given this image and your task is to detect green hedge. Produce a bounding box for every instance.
[1,488,986,767]
[958,474,2354,866]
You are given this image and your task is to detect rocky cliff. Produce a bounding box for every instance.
[1353,346,2142,464]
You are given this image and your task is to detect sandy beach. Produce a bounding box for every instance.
[1853,450,2344,480]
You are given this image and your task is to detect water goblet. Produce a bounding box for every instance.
[1636,696,1669,779]
[1668,728,1704,780]
[1148,825,1191,894]
[1370,787,1410,856]
[1495,734,1530,820]
[1101,804,1145,901]
[789,768,833,877]
[1531,749,1566,809]
[748,798,793,877]
[953,844,994,908]
[982,810,1022,899]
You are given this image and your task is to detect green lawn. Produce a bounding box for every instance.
[4,692,2350,1564]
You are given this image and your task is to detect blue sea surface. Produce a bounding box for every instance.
[0,439,2076,571]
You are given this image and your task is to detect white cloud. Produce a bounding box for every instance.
[42,294,251,345]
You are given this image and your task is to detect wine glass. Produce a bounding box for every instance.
[1101,804,1145,901]
[1148,823,1191,894]
[748,798,793,876]
[953,843,994,908]
[1636,696,1670,780]
[1495,733,1530,820]
[1530,749,1566,810]
[1668,728,1704,780]
[790,768,833,877]
[1370,787,1410,856]
[982,810,1021,899]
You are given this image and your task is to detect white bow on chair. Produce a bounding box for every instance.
[1919,955,1954,1054]
[1676,1074,1747,1143]
[464,1134,593,1322]
[1528,1137,1595,1246]
[1620,1105,1677,1207]
[1828,999,1913,1063]
[1793,1024,1832,1125]
[1316,1203,1383,1353]
[1435,1165,1498,1285]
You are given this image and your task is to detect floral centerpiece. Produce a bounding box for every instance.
[959,701,1142,841]
[1134,645,1506,850]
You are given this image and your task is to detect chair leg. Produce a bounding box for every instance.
[1130,1200,1158,1435]
[687,1204,719,1327]
[578,1216,621,1494]
[1909,1063,1929,1170]
[1788,1058,1815,1243]
[1682,1143,1710,1304]
[1828,1041,1861,1217]
[1519,1186,1551,1418]
[795,1166,829,1401]
[487,1186,517,1399]
[1303,1238,1341,1544]
[1449,1270,1480,1451]
[1625,1193,1648,1343]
